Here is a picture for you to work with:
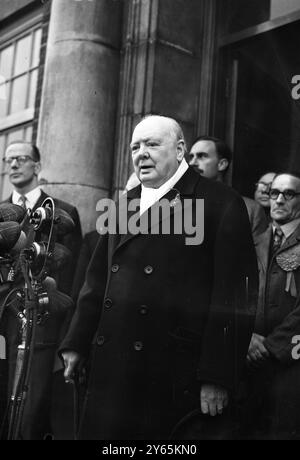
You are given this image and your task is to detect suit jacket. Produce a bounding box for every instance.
[0,190,82,438]
[243,197,268,241]
[254,223,300,363]
[60,167,258,440]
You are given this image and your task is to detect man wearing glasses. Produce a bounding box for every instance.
[1,141,82,439]
[3,141,82,293]
[254,172,276,221]
[244,172,300,439]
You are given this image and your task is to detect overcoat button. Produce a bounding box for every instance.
[104,298,113,309]
[111,264,119,273]
[96,335,105,346]
[140,305,148,315]
[144,265,153,275]
[134,341,143,351]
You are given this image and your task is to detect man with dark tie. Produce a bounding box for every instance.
[1,141,82,439]
[3,141,82,294]
[244,172,300,439]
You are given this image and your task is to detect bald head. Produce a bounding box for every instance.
[130,115,186,188]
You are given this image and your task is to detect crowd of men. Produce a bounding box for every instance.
[1,115,300,440]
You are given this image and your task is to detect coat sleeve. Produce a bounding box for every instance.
[197,195,258,391]
[59,232,109,358]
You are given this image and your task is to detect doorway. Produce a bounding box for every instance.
[223,20,300,198]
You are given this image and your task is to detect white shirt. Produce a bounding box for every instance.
[12,187,41,210]
[140,159,189,215]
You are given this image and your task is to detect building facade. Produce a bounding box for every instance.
[0,0,300,233]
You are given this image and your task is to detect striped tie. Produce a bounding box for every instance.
[18,195,27,210]
[272,227,284,254]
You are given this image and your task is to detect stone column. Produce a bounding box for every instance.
[37,0,123,233]
[112,0,204,195]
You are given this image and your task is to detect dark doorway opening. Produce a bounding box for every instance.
[226,20,300,198]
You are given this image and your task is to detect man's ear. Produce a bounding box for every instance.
[176,140,186,162]
[34,161,41,176]
[218,158,229,173]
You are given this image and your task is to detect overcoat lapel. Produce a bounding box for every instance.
[277,223,300,254]
[115,168,200,253]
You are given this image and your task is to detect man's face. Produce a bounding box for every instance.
[130,118,184,188]
[4,143,39,190]
[270,174,300,225]
[254,172,276,208]
[188,140,222,180]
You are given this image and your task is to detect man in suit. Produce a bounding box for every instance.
[244,172,300,439]
[189,136,268,240]
[61,115,258,440]
[1,141,82,439]
[3,141,82,294]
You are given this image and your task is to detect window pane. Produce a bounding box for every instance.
[32,29,42,68]
[28,69,38,109]
[0,133,6,160]
[14,34,31,76]
[0,82,9,118]
[24,125,33,141]
[0,45,14,79]
[10,75,28,114]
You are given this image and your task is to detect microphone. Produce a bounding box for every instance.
[0,203,26,223]
[30,205,75,235]
[0,221,22,253]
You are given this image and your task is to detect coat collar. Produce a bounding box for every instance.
[115,167,201,251]
[255,222,300,273]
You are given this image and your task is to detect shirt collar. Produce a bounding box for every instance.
[140,159,188,214]
[273,218,300,241]
[12,186,41,210]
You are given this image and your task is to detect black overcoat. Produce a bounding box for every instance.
[61,168,258,439]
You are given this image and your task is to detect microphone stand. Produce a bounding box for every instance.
[7,198,56,440]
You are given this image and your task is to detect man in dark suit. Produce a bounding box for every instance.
[189,136,268,240]
[1,141,82,439]
[3,141,82,294]
[61,115,258,440]
[244,172,300,439]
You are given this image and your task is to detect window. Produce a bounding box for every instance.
[0,25,42,198]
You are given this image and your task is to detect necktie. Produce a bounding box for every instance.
[272,227,284,254]
[18,195,27,210]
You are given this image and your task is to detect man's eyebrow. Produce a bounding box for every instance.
[130,137,161,148]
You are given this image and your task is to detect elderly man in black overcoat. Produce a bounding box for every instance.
[61,115,258,440]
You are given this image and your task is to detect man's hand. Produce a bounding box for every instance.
[62,350,82,384]
[200,383,229,416]
[247,333,270,367]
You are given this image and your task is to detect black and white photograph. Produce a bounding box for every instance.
[1,0,300,443]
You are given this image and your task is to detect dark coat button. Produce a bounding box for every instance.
[134,341,143,351]
[104,298,113,309]
[96,335,105,346]
[111,264,119,273]
[144,265,154,275]
[140,305,148,315]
